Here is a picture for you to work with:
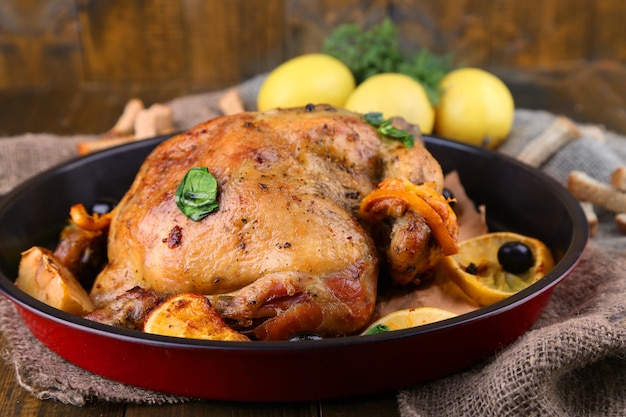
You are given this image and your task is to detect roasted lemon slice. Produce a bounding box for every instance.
[144,293,249,341]
[438,232,555,306]
[362,307,458,335]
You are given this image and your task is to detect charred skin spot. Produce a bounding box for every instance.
[163,225,183,248]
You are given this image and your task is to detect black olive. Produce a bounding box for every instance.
[442,188,456,209]
[288,333,323,341]
[465,263,478,275]
[497,241,534,274]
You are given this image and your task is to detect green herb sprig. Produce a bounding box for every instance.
[363,323,391,335]
[364,112,415,148]
[322,18,455,106]
[321,18,402,85]
[175,167,219,221]
[398,49,455,107]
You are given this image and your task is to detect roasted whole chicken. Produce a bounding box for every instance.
[86,105,458,340]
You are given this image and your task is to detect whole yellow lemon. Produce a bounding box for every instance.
[257,54,356,111]
[434,68,514,149]
[344,73,435,134]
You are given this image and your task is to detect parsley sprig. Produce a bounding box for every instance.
[322,18,455,106]
[398,49,455,106]
[364,112,415,148]
[321,18,402,85]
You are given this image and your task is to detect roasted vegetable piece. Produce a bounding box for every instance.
[53,202,112,290]
[69,203,112,231]
[15,246,95,315]
[54,223,108,290]
[143,293,250,341]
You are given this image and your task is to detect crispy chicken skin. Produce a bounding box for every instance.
[90,105,448,340]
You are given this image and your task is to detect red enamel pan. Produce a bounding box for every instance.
[0,134,588,401]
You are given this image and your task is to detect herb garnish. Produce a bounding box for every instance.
[175,167,219,221]
[398,49,455,107]
[364,112,415,148]
[321,18,402,85]
[322,18,455,106]
[363,324,391,335]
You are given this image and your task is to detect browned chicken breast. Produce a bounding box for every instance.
[89,105,456,340]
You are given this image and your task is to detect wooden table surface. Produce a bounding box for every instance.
[2,61,626,416]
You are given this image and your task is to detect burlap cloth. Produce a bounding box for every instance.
[0,77,625,415]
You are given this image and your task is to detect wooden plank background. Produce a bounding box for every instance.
[1,0,626,134]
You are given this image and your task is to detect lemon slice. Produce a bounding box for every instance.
[362,307,458,335]
[438,232,555,306]
[144,293,249,341]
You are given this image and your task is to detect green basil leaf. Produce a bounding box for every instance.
[175,167,219,221]
[364,113,415,148]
